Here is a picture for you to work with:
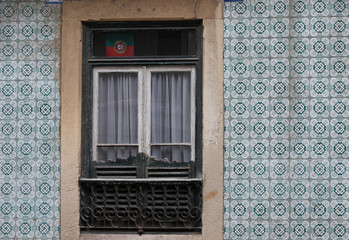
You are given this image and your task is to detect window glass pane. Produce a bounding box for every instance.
[151,146,190,163]
[98,72,138,144]
[93,30,196,57]
[98,146,138,161]
[151,71,191,143]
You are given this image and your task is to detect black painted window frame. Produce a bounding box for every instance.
[81,20,203,179]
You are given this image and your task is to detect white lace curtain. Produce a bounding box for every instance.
[151,72,191,162]
[98,72,138,160]
[97,71,191,162]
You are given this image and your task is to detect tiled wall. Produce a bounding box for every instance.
[224,0,349,239]
[0,0,60,239]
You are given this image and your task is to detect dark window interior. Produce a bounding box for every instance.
[93,29,196,57]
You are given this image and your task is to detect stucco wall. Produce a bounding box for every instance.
[0,0,61,239]
[61,0,224,239]
[224,0,349,239]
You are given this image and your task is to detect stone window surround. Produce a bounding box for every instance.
[60,0,224,239]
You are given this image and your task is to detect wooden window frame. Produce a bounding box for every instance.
[81,20,203,179]
[92,66,196,163]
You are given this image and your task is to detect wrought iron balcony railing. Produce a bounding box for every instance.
[80,153,202,233]
[80,178,202,233]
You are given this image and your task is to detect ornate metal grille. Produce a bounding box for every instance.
[79,178,202,233]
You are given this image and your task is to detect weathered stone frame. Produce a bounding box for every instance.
[60,0,224,239]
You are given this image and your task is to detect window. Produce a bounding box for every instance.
[80,21,202,233]
[92,66,196,164]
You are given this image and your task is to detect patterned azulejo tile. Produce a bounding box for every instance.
[224,0,349,239]
[0,0,60,239]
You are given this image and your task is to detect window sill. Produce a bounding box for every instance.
[79,178,202,182]
[80,233,202,240]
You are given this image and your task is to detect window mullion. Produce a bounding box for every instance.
[144,67,151,155]
[138,67,145,154]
